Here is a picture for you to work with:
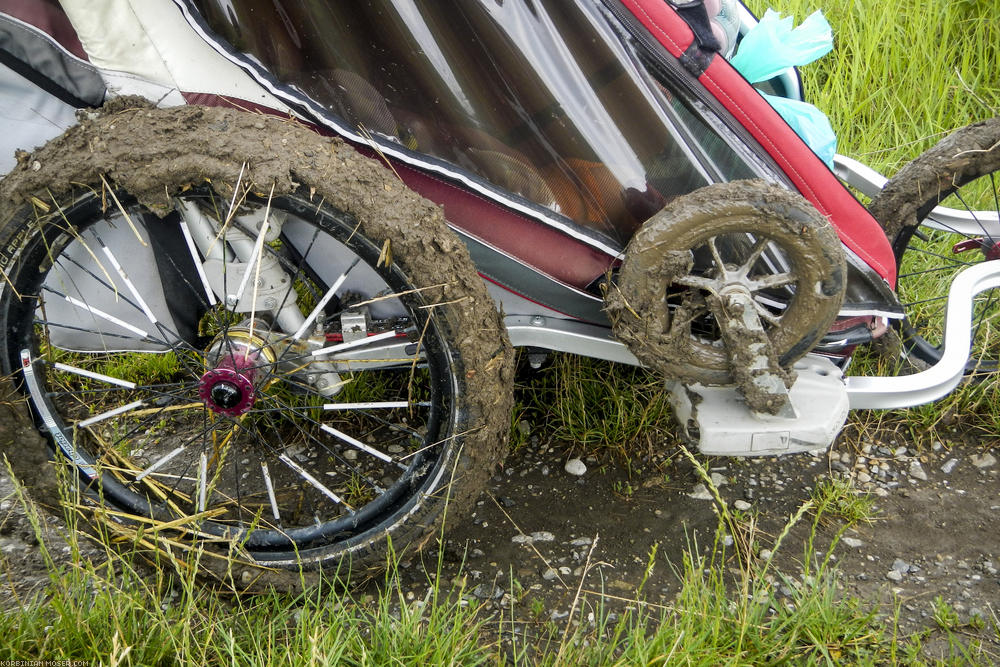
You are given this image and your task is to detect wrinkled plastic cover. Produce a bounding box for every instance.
[191,0,761,244]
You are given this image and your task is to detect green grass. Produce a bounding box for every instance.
[1,457,936,666]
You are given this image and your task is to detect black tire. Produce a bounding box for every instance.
[868,117,1000,373]
[0,102,513,588]
[605,180,845,385]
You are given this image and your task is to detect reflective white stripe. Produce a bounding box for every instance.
[135,445,186,481]
[293,258,358,340]
[320,424,393,463]
[20,350,96,478]
[77,400,145,428]
[197,452,208,513]
[53,362,136,389]
[322,401,410,411]
[178,220,218,306]
[278,454,351,510]
[311,330,398,357]
[230,203,270,307]
[101,244,159,327]
[261,462,281,522]
[63,295,148,338]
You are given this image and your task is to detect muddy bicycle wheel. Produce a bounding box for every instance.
[606,181,845,385]
[869,117,1000,374]
[0,103,512,587]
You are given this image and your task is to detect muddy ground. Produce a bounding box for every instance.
[2,411,998,663]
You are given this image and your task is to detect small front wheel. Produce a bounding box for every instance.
[606,180,846,386]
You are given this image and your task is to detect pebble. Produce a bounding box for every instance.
[856,472,872,484]
[564,458,587,476]
[569,537,592,547]
[531,531,555,542]
[891,559,910,573]
[908,461,928,481]
[511,534,532,544]
[842,537,864,548]
[343,450,358,461]
[893,446,908,459]
[941,458,959,474]
[971,453,997,469]
[688,484,713,500]
[733,500,752,511]
[541,568,559,581]
[759,549,773,561]
[886,570,903,582]
[710,472,728,487]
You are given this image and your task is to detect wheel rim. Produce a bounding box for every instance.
[893,172,1000,373]
[5,187,457,559]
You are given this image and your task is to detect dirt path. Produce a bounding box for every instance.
[2,417,998,661]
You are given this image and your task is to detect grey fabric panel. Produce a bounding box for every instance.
[0,13,105,106]
[0,64,77,174]
[44,220,182,354]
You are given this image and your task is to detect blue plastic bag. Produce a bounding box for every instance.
[730,10,838,167]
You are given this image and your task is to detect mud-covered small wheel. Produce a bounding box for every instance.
[868,117,1000,374]
[606,180,846,385]
[0,103,513,588]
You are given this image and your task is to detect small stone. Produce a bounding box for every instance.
[971,453,997,469]
[886,570,903,582]
[558,566,572,576]
[343,450,358,461]
[733,500,752,511]
[511,534,532,544]
[893,446,908,458]
[542,568,559,581]
[842,537,864,548]
[909,461,928,481]
[688,484,713,500]
[710,472,728,487]
[932,441,944,451]
[856,472,872,484]
[387,444,405,454]
[891,559,909,573]
[874,487,889,497]
[941,458,959,474]
[531,531,555,542]
[564,458,587,476]
[759,549,773,561]
[569,537,592,547]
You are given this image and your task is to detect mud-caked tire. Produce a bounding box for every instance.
[605,180,845,385]
[868,117,1000,373]
[0,101,514,590]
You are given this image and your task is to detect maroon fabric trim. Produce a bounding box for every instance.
[382,160,615,289]
[0,0,87,61]
[183,92,614,289]
[616,0,896,286]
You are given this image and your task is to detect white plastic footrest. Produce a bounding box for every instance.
[669,355,849,456]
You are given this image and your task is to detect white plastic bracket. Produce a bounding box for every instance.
[669,355,849,456]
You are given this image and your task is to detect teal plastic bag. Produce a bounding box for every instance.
[760,92,837,167]
[730,10,837,167]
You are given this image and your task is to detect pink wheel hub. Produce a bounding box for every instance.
[199,347,262,416]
